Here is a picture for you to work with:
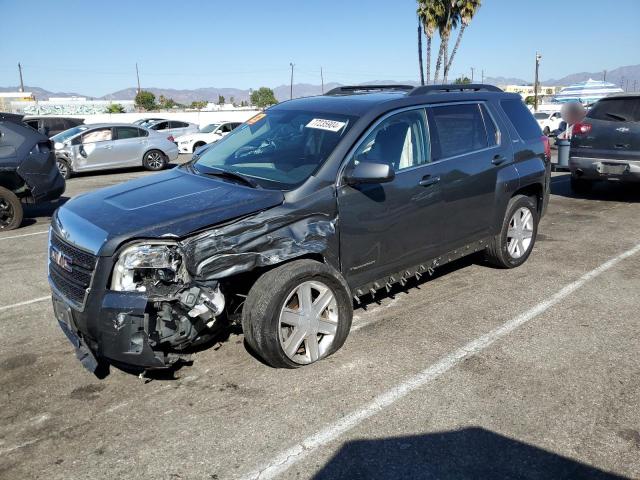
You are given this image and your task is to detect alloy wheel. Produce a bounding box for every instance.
[0,197,15,229]
[278,280,339,364]
[507,207,534,259]
[56,160,68,178]
[146,152,164,169]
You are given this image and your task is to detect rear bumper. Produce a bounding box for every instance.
[165,145,180,162]
[178,143,192,154]
[569,156,640,182]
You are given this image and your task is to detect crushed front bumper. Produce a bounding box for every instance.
[569,156,640,182]
[51,286,168,375]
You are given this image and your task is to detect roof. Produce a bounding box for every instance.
[271,84,514,117]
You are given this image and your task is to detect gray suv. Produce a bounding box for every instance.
[570,93,640,193]
[48,84,550,375]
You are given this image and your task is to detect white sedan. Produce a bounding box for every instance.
[175,122,242,153]
[533,111,563,136]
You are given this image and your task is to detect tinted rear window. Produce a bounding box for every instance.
[587,97,640,122]
[500,99,542,140]
[428,103,489,159]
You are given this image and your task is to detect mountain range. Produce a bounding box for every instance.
[2,64,638,104]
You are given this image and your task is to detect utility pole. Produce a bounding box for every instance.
[17,62,24,92]
[320,67,324,94]
[634,80,637,92]
[470,67,475,82]
[481,69,484,84]
[136,63,141,94]
[289,63,294,100]
[534,52,542,112]
[620,76,625,89]
[603,70,607,82]
[626,79,629,92]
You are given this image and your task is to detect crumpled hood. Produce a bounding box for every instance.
[55,167,284,256]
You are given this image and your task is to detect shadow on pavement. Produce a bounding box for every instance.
[313,427,629,480]
[551,174,640,203]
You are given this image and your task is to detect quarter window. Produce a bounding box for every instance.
[82,128,112,144]
[351,109,429,172]
[500,99,543,140]
[428,103,489,159]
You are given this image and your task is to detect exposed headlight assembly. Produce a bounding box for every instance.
[111,242,189,292]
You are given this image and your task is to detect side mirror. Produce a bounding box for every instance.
[345,161,395,185]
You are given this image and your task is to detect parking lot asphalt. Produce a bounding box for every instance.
[1,156,639,480]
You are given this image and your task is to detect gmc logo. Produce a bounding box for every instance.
[50,247,73,273]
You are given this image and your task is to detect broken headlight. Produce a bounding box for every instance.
[111,242,188,292]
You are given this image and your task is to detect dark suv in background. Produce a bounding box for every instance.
[23,116,84,137]
[570,93,640,193]
[48,84,550,375]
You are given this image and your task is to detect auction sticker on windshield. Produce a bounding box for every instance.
[246,113,267,125]
[306,118,347,132]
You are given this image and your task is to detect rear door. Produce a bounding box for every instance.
[574,96,640,161]
[338,108,450,288]
[113,126,146,165]
[426,102,509,247]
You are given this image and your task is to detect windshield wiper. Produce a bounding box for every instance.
[193,165,260,188]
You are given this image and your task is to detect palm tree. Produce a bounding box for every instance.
[433,1,459,83]
[444,0,482,81]
[418,17,425,85]
[417,0,443,84]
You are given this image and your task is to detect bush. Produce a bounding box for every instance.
[135,90,156,111]
[105,103,125,113]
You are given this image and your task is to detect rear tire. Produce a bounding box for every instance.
[56,158,72,179]
[0,187,23,231]
[143,150,167,171]
[485,194,538,269]
[242,260,353,368]
[570,176,593,194]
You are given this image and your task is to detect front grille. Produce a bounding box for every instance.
[49,232,98,309]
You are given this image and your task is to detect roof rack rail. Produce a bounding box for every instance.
[408,84,503,96]
[324,85,415,96]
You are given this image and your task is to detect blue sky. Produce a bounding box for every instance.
[0,0,638,96]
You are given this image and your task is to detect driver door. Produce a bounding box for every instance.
[337,108,450,288]
[72,127,115,170]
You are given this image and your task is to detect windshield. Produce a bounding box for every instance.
[533,112,548,119]
[193,109,357,189]
[199,123,220,133]
[51,125,89,143]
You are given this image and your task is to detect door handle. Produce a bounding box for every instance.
[419,175,440,187]
[492,154,507,165]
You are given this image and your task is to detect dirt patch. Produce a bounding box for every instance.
[69,384,105,401]
[1,353,37,371]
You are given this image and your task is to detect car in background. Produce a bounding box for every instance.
[146,119,198,140]
[23,116,84,137]
[533,111,562,136]
[0,113,65,230]
[52,123,178,179]
[569,93,640,193]
[133,118,167,127]
[175,121,242,153]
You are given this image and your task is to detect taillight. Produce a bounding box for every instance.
[572,122,592,135]
[541,135,551,160]
[167,135,175,142]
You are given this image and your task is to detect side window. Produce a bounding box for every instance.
[500,99,542,141]
[115,127,141,140]
[587,98,640,122]
[480,104,500,146]
[170,121,188,128]
[351,109,428,172]
[25,120,39,130]
[428,103,488,160]
[153,121,169,130]
[221,124,233,133]
[50,118,66,132]
[82,128,113,144]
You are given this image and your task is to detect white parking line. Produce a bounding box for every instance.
[0,230,48,242]
[0,296,49,313]
[240,241,640,480]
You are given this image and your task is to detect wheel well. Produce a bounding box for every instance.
[513,183,543,213]
[0,171,26,195]
[192,141,205,152]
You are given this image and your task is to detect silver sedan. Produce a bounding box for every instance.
[51,123,179,179]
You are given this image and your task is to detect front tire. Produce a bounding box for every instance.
[0,187,23,231]
[56,158,72,179]
[192,142,206,153]
[143,150,167,171]
[485,194,539,268]
[242,259,353,368]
